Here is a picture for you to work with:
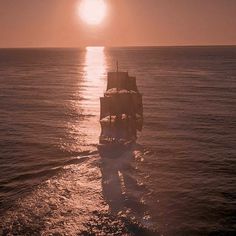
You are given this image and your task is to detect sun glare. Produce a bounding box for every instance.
[79,0,107,25]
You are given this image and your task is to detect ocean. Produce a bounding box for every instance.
[0,46,235,235]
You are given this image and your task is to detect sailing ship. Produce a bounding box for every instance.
[98,65,143,150]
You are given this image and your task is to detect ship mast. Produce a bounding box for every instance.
[116,60,119,72]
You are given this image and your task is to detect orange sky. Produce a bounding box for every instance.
[0,0,236,48]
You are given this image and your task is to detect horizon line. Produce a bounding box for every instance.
[0,44,236,50]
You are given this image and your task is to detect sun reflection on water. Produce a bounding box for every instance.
[80,46,107,147]
[82,46,106,104]
[64,47,106,152]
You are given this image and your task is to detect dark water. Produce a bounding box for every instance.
[0,46,235,235]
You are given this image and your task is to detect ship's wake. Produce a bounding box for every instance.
[0,145,158,235]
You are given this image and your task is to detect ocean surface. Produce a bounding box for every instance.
[0,46,235,235]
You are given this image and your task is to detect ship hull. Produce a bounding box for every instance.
[97,139,135,155]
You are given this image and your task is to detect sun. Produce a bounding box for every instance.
[79,0,107,25]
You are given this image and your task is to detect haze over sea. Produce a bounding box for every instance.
[0,46,235,235]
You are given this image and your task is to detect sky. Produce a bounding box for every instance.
[0,0,236,48]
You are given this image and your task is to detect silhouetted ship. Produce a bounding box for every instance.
[98,66,143,150]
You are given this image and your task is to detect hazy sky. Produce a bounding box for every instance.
[0,0,236,47]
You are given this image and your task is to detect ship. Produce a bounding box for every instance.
[98,64,143,151]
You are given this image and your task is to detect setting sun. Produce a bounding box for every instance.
[79,0,107,25]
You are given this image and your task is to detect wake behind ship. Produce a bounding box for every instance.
[99,67,143,150]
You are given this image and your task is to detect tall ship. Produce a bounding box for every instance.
[99,65,143,150]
